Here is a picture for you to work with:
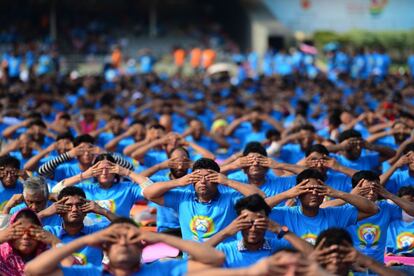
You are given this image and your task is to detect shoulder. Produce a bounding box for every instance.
[61,264,103,276]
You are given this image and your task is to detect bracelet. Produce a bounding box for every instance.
[80,172,84,181]
[141,178,154,189]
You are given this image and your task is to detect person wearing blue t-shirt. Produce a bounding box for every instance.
[143,158,264,242]
[299,144,356,194]
[25,217,225,276]
[327,129,395,171]
[321,171,414,266]
[0,156,23,212]
[2,119,53,149]
[183,119,224,154]
[51,153,148,224]
[38,135,133,183]
[140,146,193,235]
[105,120,146,154]
[224,107,283,149]
[42,186,117,265]
[204,194,312,268]
[381,143,414,195]
[266,169,379,245]
[90,114,125,149]
[2,176,62,227]
[366,120,411,151]
[222,142,302,202]
[386,186,414,258]
[408,53,414,77]
[278,125,323,164]
[23,133,75,176]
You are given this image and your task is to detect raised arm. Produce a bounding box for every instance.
[186,140,216,160]
[378,185,414,217]
[206,172,265,198]
[380,153,410,186]
[37,145,84,178]
[265,180,310,208]
[142,172,199,205]
[2,120,29,139]
[24,143,56,171]
[363,141,396,162]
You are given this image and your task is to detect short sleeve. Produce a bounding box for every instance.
[269,207,289,226]
[163,189,188,211]
[270,238,290,252]
[128,182,144,202]
[383,201,402,222]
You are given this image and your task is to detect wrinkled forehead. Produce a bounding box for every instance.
[360,179,379,187]
[240,209,266,220]
[308,152,326,159]
[247,152,263,158]
[194,169,212,176]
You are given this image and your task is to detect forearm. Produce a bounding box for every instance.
[387,193,414,216]
[325,144,344,153]
[142,180,183,200]
[274,163,305,174]
[96,207,118,222]
[89,127,106,138]
[105,134,128,152]
[38,152,72,178]
[224,119,243,136]
[24,150,52,171]
[336,191,378,214]
[265,192,291,208]
[283,233,314,254]
[139,164,164,177]
[131,141,159,161]
[368,144,396,159]
[366,131,389,143]
[25,236,88,276]
[331,164,357,177]
[187,141,215,159]
[123,140,147,156]
[220,163,239,174]
[2,124,22,138]
[188,268,250,276]
[320,199,346,208]
[380,164,398,186]
[51,173,85,193]
[204,229,232,247]
[158,234,224,266]
[226,179,265,197]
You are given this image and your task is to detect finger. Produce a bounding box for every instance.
[314,237,326,251]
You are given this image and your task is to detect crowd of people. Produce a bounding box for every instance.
[0,41,413,276]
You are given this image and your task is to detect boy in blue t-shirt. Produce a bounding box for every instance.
[322,171,414,265]
[0,156,23,211]
[267,169,378,245]
[25,217,225,276]
[204,194,312,268]
[142,158,263,242]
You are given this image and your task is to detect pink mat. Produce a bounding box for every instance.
[142,242,180,263]
[384,255,414,266]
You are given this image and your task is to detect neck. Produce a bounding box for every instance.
[63,221,84,235]
[247,175,265,186]
[409,170,414,178]
[197,192,216,203]
[301,206,319,217]
[243,239,265,251]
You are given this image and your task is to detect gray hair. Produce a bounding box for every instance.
[23,176,49,198]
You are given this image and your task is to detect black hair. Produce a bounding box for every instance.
[27,112,42,120]
[403,143,414,155]
[243,141,267,157]
[398,185,414,198]
[109,217,139,227]
[315,228,353,248]
[235,194,271,216]
[306,144,329,157]
[167,146,190,159]
[299,124,316,133]
[28,119,47,129]
[149,124,166,131]
[59,113,71,120]
[93,153,116,164]
[192,158,220,173]
[351,170,380,188]
[56,132,74,142]
[0,155,20,169]
[110,114,123,121]
[130,120,145,127]
[338,129,362,143]
[14,209,42,226]
[58,186,86,200]
[74,134,95,147]
[296,169,326,184]
[266,129,280,140]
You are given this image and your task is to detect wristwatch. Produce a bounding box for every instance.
[277,226,289,239]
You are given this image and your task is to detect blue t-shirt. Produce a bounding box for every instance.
[347,201,401,263]
[216,238,289,268]
[385,170,414,195]
[77,181,144,224]
[386,220,414,256]
[228,172,296,205]
[164,185,242,242]
[45,222,108,265]
[54,162,83,182]
[270,205,358,245]
[10,201,62,227]
[279,144,305,164]
[61,259,187,276]
[96,132,115,149]
[334,153,380,171]
[143,149,168,168]
[185,136,218,154]
[0,181,23,211]
[325,172,352,193]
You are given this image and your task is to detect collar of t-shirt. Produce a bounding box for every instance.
[237,239,272,251]
[193,191,221,204]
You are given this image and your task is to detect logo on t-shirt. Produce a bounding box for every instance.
[190,215,215,241]
[357,223,381,249]
[95,199,116,213]
[73,252,87,265]
[301,233,317,245]
[397,232,414,251]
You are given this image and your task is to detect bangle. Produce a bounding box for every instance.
[80,172,84,181]
[141,178,154,189]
